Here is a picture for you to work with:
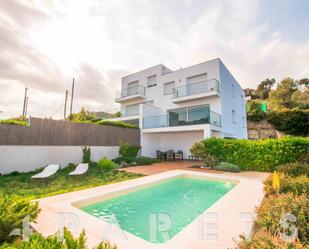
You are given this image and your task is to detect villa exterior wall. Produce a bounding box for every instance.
[0,146,119,174]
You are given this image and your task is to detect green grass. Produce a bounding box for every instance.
[0,165,143,200]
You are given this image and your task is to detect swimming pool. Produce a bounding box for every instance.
[81,176,236,243]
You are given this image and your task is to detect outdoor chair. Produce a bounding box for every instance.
[175,150,183,160]
[166,150,175,161]
[68,163,89,180]
[156,150,166,160]
[30,164,60,185]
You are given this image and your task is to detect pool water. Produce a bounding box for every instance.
[81,177,235,243]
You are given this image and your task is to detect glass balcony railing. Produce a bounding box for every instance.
[143,108,221,129]
[120,104,139,116]
[173,79,219,98]
[120,85,145,98]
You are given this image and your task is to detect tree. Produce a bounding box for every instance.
[268,78,298,110]
[256,78,276,99]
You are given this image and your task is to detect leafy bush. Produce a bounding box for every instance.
[246,100,267,122]
[0,116,27,126]
[190,142,219,167]
[0,228,117,249]
[264,174,309,196]
[119,142,140,163]
[192,138,309,172]
[97,158,116,170]
[278,162,309,177]
[69,108,138,129]
[135,157,161,165]
[82,146,91,164]
[267,110,309,136]
[68,107,95,122]
[236,229,305,249]
[0,196,40,244]
[213,162,240,172]
[255,193,308,243]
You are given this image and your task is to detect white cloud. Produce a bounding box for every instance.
[0,0,308,119]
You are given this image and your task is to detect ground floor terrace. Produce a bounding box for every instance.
[141,124,224,159]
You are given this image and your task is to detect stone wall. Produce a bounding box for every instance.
[247,120,282,140]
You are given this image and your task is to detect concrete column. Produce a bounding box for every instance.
[203,125,212,139]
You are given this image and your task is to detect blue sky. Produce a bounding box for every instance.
[0,0,308,118]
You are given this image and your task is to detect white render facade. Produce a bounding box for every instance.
[108,58,247,158]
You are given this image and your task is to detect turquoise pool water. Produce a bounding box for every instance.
[81,177,235,243]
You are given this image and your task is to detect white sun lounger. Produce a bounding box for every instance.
[69,163,89,176]
[31,164,60,179]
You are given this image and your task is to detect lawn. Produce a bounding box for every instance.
[0,164,143,200]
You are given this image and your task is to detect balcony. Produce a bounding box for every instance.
[143,107,221,129]
[173,79,220,103]
[115,85,146,103]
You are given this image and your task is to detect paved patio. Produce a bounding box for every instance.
[118,161,269,182]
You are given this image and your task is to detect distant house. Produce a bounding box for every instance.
[106,58,247,158]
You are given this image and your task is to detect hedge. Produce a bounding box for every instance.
[193,137,309,172]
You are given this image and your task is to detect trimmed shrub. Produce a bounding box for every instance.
[0,196,40,244]
[97,158,116,171]
[213,162,241,172]
[255,193,308,243]
[119,142,140,163]
[192,137,309,172]
[236,229,305,249]
[264,174,309,196]
[278,162,309,177]
[0,228,117,249]
[135,157,161,165]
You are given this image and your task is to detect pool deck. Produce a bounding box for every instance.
[32,169,266,249]
[118,161,269,181]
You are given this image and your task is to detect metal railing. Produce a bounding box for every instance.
[119,85,145,98]
[143,109,221,129]
[173,79,219,98]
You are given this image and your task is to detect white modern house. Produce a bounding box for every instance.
[107,58,247,158]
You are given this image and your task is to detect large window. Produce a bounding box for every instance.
[168,104,210,126]
[163,81,175,95]
[147,75,156,87]
[232,109,236,123]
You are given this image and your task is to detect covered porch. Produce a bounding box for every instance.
[141,124,222,159]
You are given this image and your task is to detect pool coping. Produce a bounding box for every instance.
[32,170,264,249]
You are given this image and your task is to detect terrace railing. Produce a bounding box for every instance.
[143,109,221,129]
[173,79,219,98]
[120,85,145,98]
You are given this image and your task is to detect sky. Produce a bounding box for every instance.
[0,0,308,119]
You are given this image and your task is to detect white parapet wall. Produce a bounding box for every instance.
[0,146,119,175]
